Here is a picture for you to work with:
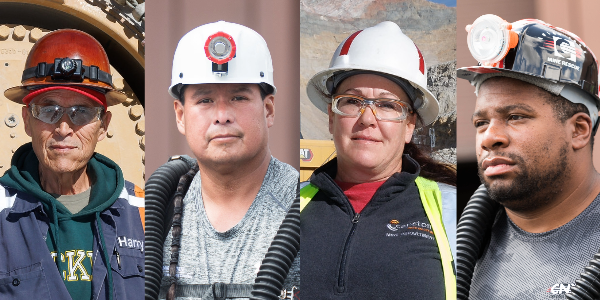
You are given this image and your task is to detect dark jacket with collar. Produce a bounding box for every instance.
[300,155,447,300]
[0,181,145,300]
[0,145,144,300]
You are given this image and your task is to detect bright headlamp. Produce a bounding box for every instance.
[204,31,236,65]
[466,14,519,66]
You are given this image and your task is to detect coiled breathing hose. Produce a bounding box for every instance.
[145,156,195,300]
[456,185,600,300]
[567,251,600,300]
[144,156,300,300]
[455,184,500,300]
[250,187,300,300]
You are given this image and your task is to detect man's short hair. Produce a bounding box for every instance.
[544,92,590,124]
[543,92,594,148]
[177,83,273,104]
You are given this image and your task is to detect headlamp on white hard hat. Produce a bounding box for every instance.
[204,31,236,76]
[168,21,276,100]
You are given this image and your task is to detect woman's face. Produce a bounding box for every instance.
[329,74,416,182]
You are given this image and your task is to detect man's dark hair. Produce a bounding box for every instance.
[177,83,273,104]
[543,92,595,148]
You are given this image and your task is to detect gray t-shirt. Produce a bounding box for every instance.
[161,157,300,299]
[53,188,91,214]
[470,193,600,299]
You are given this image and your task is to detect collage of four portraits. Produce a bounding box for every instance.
[0,0,599,299]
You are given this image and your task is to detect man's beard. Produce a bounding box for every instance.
[477,144,569,213]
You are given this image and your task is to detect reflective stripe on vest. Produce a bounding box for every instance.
[299,176,456,300]
[414,176,456,300]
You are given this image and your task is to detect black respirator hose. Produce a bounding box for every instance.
[250,187,301,300]
[456,184,499,300]
[567,251,600,300]
[145,156,300,300]
[145,157,195,300]
[457,186,600,300]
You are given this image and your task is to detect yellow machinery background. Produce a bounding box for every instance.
[300,139,336,182]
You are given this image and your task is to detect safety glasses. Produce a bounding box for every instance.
[30,103,103,126]
[331,94,414,121]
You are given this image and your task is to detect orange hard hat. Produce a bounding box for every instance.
[4,29,126,107]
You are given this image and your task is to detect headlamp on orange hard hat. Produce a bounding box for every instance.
[20,57,114,89]
[4,29,126,110]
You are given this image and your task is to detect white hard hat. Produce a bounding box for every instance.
[307,21,439,126]
[169,20,276,99]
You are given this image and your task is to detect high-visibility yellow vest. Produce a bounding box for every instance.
[300,176,456,300]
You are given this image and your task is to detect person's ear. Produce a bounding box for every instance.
[404,113,417,144]
[264,95,275,128]
[22,106,32,137]
[174,100,186,135]
[97,110,112,142]
[570,112,593,150]
[328,104,335,134]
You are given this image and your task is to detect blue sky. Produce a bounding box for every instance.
[428,0,456,7]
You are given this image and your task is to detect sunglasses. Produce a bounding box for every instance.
[30,103,104,126]
[331,94,414,121]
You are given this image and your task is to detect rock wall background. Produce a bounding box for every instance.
[300,0,456,155]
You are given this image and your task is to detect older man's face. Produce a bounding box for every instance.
[22,89,111,176]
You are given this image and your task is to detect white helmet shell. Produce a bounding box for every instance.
[307,21,439,126]
[169,20,276,99]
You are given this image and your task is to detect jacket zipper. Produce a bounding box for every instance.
[337,213,360,292]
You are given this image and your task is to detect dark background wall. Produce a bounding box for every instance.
[456,0,600,214]
[145,1,300,176]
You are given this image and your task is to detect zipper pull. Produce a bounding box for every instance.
[114,248,122,270]
[352,213,360,223]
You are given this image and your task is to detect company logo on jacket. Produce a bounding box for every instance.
[547,283,574,295]
[385,219,434,240]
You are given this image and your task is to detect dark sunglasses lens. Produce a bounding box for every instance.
[37,105,64,124]
[68,106,98,125]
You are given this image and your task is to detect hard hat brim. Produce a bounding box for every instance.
[168,80,276,100]
[456,66,503,84]
[307,68,440,126]
[4,84,127,107]
[457,65,600,104]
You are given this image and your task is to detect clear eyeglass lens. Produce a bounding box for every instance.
[69,106,97,125]
[336,96,363,115]
[37,105,63,124]
[31,104,101,125]
[333,95,409,121]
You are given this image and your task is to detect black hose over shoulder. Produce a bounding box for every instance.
[567,251,600,300]
[145,156,195,300]
[456,187,600,300]
[456,184,499,300]
[250,190,301,300]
